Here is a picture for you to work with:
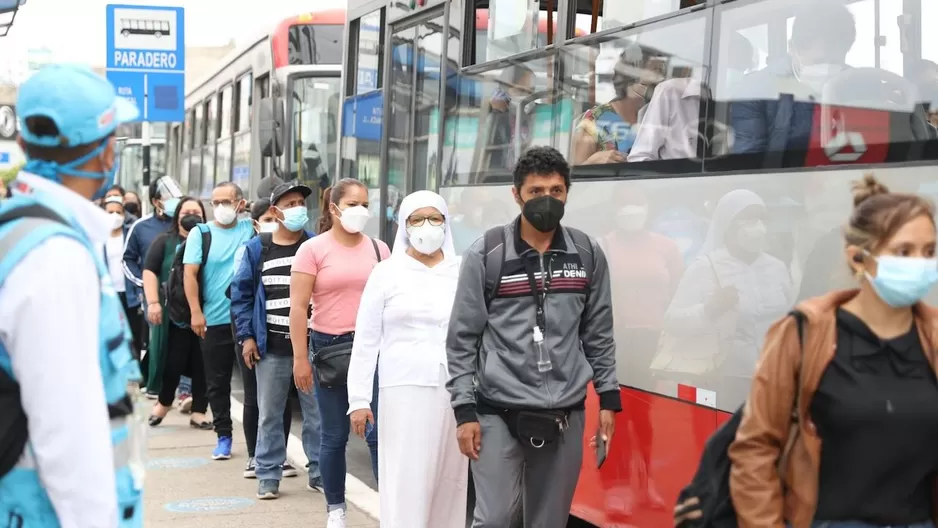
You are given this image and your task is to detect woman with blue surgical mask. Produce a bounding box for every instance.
[346,190,467,527]
[728,174,938,528]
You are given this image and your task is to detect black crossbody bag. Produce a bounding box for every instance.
[498,252,571,447]
[312,238,382,388]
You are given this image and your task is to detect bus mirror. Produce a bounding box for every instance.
[259,97,284,158]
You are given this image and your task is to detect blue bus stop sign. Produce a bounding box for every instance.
[105,4,185,122]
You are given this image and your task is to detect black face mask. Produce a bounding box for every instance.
[180,214,203,232]
[522,195,565,233]
[124,202,140,216]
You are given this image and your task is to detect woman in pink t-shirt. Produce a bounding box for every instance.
[289,178,390,525]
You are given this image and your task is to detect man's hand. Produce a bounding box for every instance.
[241,338,260,369]
[589,409,617,449]
[456,422,482,460]
[293,358,314,394]
[147,303,162,325]
[674,496,702,526]
[190,311,207,338]
[350,408,374,438]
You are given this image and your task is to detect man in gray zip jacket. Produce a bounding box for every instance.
[446,146,622,528]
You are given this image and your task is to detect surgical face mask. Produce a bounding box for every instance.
[258,222,279,234]
[735,220,767,253]
[865,254,938,308]
[521,195,565,233]
[616,205,648,232]
[336,204,370,234]
[793,55,845,92]
[109,213,124,229]
[407,224,446,255]
[180,214,202,233]
[279,206,309,232]
[214,204,238,225]
[162,198,181,218]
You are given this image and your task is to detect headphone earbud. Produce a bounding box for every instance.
[853,253,864,264]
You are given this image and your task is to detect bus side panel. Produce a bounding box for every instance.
[572,386,724,527]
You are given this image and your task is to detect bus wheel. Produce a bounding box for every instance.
[155,32,162,38]
[121,29,129,37]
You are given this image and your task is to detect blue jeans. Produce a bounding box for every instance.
[254,354,322,483]
[310,330,379,509]
[176,376,192,395]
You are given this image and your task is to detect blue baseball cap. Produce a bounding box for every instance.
[17,64,139,148]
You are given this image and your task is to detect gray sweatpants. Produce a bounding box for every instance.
[470,410,585,528]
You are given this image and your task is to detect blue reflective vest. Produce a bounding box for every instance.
[0,193,144,528]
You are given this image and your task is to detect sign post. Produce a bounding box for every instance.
[105,4,185,187]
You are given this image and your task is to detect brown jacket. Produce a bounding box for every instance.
[728,289,938,528]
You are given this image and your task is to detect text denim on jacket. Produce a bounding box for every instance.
[230,231,315,358]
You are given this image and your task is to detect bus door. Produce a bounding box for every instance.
[381,6,457,244]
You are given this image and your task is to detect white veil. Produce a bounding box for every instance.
[392,190,456,258]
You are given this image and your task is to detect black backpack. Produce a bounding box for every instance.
[675,311,806,528]
[164,226,212,327]
[0,203,70,478]
[482,224,595,308]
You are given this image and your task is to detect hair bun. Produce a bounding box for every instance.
[852,172,889,207]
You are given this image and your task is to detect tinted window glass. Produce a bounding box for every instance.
[288,24,343,65]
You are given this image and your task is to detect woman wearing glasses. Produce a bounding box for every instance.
[346,190,467,528]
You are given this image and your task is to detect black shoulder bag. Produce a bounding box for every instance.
[313,238,382,388]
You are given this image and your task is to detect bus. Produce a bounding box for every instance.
[167,9,345,219]
[337,0,938,525]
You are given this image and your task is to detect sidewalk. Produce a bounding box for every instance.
[144,409,379,527]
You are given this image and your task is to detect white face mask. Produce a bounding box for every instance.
[735,220,767,253]
[407,224,446,255]
[793,56,845,92]
[336,205,370,234]
[616,205,648,232]
[214,205,238,225]
[109,212,124,230]
[258,222,278,234]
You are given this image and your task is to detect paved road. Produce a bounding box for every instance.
[145,406,378,527]
[231,374,378,491]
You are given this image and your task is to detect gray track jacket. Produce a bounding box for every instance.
[445,218,621,425]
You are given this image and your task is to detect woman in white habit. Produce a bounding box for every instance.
[346,189,467,528]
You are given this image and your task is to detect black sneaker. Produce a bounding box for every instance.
[243,457,256,479]
[257,479,279,500]
[282,462,297,478]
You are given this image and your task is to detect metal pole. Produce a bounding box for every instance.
[142,121,151,188]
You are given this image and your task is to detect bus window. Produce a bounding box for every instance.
[288,24,343,65]
[290,77,341,189]
[355,10,383,94]
[714,0,934,169]
[562,11,708,167]
[471,1,558,64]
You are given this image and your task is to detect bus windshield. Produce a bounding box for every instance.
[289,75,341,188]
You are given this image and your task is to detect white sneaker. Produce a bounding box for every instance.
[326,509,346,528]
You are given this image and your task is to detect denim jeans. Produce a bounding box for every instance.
[255,354,322,482]
[311,330,379,509]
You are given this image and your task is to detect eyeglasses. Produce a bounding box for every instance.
[407,215,445,227]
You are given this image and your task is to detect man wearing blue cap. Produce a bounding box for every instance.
[0,64,145,527]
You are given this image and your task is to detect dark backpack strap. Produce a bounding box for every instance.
[787,310,807,425]
[259,232,274,261]
[564,226,594,301]
[482,226,507,309]
[370,237,382,262]
[200,226,212,267]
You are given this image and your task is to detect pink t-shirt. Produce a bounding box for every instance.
[292,231,391,334]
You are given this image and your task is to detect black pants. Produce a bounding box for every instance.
[118,292,145,361]
[233,323,293,457]
[159,324,208,413]
[201,324,236,438]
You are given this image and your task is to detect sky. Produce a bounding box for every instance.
[0,0,345,69]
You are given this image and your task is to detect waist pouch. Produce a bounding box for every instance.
[500,409,570,448]
[312,341,353,389]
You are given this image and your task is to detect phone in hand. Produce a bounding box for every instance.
[595,426,607,469]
